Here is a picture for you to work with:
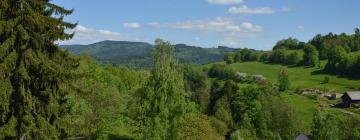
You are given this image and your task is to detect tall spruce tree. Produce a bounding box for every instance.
[0,0,78,139]
[133,39,190,139]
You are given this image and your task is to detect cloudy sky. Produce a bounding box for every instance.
[54,0,360,50]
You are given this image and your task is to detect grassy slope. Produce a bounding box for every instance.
[226,62,360,92]
[280,93,317,133]
[207,61,360,133]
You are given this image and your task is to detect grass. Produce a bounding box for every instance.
[223,61,360,92]
[205,61,360,133]
[280,93,317,133]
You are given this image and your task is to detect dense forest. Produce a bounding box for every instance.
[62,41,240,68]
[224,28,360,77]
[1,1,360,140]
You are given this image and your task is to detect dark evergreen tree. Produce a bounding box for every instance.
[0,0,79,139]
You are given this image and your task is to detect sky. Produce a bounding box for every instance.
[53,0,360,50]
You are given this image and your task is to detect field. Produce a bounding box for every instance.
[223,61,360,92]
[215,61,360,133]
[280,93,317,133]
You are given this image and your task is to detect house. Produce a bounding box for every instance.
[295,134,308,140]
[341,91,360,107]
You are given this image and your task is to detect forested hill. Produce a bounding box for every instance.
[61,40,240,68]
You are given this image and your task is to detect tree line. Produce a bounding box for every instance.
[2,1,360,139]
[224,28,360,76]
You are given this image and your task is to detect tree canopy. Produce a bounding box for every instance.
[0,0,79,139]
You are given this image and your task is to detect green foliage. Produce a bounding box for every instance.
[278,68,290,91]
[61,56,141,139]
[273,38,302,50]
[183,64,210,112]
[263,28,360,77]
[209,117,229,136]
[131,39,193,139]
[0,1,80,139]
[310,110,339,140]
[221,61,360,91]
[260,53,270,62]
[232,48,260,63]
[211,80,238,127]
[63,41,239,68]
[229,84,297,139]
[224,52,235,64]
[303,43,320,67]
[309,31,358,60]
[230,129,258,140]
[337,115,360,140]
[323,76,330,84]
[325,45,348,73]
[178,113,224,140]
[208,64,235,80]
[234,51,242,63]
[269,48,287,64]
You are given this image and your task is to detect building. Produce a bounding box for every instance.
[341,91,360,107]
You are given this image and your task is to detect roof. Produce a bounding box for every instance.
[295,134,308,140]
[344,91,360,101]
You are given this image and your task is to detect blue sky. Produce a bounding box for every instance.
[54,0,360,50]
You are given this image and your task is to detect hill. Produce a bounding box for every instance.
[62,40,239,68]
[208,61,360,92]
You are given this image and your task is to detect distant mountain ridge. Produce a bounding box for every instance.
[61,40,240,68]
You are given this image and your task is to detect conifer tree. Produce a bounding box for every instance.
[0,0,78,139]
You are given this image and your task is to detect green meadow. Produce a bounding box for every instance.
[222,61,360,92]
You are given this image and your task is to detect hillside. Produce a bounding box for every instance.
[211,61,360,92]
[62,40,239,68]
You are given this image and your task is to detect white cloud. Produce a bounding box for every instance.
[60,25,122,45]
[229,5,276,15]
[149,17,262,33]
[206,0,243,5]
[297,25,304,29]
[241,22,263,32]
[149,18,262,47]
[123,22,141,29]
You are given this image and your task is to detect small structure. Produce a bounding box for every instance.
[295,134,308,140]
[327,93,342,100]
[341,91,360,107]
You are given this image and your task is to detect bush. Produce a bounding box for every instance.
[208,64,236,80]
[278,68,290,91]
[323,76,330,84]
